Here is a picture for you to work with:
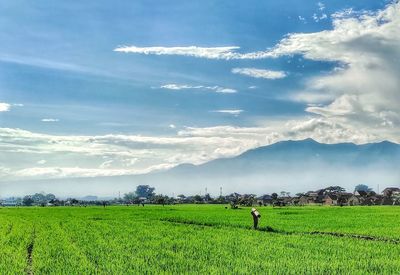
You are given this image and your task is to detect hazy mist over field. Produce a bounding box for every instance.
[1,1,400,197]
[1,139,399,197]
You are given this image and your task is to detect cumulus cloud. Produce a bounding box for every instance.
[232,68,287,79]
[274,2,400,140]
[160,84,237,93]
[0,102,11,112]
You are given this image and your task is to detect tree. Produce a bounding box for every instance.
[325,186,346,193]
[193,195,203,203]
[204,193,212,202]
[354,184,372,192]
[45,193,56,202]
[123,192,137,203]
[135,185,155,199]
[226,193,241,208]
[271,193,278,200]
[32,193,46,205]
[152,195,167,205]
[239,194,256,206]
[22,196,34,206]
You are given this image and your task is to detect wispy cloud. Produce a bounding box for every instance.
[41,118,59,122]
[298,15,307,23]
[0,54,129,80]
[114,46,242,59]
[160,84,237,93]
[232,68,287,79]
[114,45,279,60]
[0,103,11,112]
[213,109,244,115]
[312,13,328,22]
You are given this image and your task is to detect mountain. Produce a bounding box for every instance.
[4,139,400,196]
[162,138,400,176]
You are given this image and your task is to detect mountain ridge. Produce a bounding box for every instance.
[2,139,399,196]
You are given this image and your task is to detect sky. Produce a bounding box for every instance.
[0,0,399,194]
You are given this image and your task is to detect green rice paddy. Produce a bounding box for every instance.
[0,205,399,274]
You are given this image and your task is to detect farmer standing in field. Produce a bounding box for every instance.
[251,208,261,229]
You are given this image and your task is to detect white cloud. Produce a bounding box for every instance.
[318,2,325,11]
[37,160,47,165]
[41,118,59,122]
[0,127,259,180]
[114,3,397,64]
[160,84,237,93]
[160,84,202,90]
[232,68,287,79]
[114,45,278,60]
[271,2,400,139]
[298,16,307,23]
[99,160,113,169]
[313,13,328,22]
[0,103,11,112]
[288,92,335,103]
[215,87,237,94]
[114,46,242,60]
[213,109,244,115]
[169,124,176,129]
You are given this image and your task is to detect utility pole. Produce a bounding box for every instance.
[220,187,222,197]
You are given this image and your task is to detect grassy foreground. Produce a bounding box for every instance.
[0,205,399,274]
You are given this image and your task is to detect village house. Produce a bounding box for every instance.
[257,194,273,205]
[323,194,338,205]
[382,187,400,198]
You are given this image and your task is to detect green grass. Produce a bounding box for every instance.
[0,205,399,274]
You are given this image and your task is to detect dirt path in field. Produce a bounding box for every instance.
[161,218,400,245]
[309,231,400,244]
[26,228,36,275]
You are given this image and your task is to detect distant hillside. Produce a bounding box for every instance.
[4,139,400,196]
[163,138,400,176]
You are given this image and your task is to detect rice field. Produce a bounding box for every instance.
[0,205,399,274]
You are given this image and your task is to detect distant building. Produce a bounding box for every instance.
[323,194,338,205]
[382,187,400,197]
[1,197,20,206]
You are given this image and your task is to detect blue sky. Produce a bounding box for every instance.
[0,0,399,190]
